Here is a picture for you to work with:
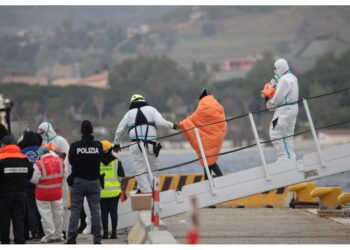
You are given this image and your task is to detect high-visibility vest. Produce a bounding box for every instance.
[100,159,121,198]
[35,154,64,201]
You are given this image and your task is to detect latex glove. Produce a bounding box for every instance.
[270,78,277,87]
[260,91,269,101]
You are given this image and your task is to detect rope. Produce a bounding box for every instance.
[306,86,350,101]
[128,118,350,179]
[118,87,350,150]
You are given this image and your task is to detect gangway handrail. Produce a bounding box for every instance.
[118,87,350,151]
[116,87,350,231]
[128,118,350,178]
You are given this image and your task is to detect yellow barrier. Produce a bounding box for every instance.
[338,192,350,206]
[123,174,290,208]
[217,187,290,208]
[310,187,343,210]
[124,174,205,194]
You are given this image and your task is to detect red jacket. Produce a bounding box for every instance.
[35,154,64,201]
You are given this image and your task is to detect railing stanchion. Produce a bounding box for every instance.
[249,112,271,181]
[194,127,216,195]
[303,99,326,167]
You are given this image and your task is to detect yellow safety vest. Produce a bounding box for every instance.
[100,159,121,198]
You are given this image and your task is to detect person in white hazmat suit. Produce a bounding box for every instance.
[113,94,178,193]
[37,122,70,238]
[264,58,299,162]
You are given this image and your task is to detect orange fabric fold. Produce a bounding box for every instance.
[179,95,227,167]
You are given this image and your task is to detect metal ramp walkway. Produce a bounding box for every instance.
[117,142,350,229]
[116,89,350,230]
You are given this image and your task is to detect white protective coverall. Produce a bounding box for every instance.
[266,59,299,162]
[30,152,64,243]
[37,122,70,233]
[114,103,174,193]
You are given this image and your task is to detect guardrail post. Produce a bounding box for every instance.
[151,176,160,231]
[248,113,271,181]
[194,127,216,195]
[303,99,326,167]
[139,142,154,183]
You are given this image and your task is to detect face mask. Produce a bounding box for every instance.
[40,133,48,142]
[274,70,280,80]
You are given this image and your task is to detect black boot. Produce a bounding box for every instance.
[66,238,76,244]
[31,231,41,241]
[102,232,108,239]
[110,230,117,239]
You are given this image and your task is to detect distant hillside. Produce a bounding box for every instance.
[1,6,350,71]
[0,6,176,35]
[121,6,350,68]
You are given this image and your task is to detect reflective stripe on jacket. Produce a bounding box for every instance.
[100,159,121,198]
[35,154,64,201]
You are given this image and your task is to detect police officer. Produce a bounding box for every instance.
[0,135,34,244]
[100,140,125,239]
[66,120,103,244]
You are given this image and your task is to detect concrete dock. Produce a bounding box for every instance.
[163,208,350,244]
[26,233,128,244]
[23,208,350,244]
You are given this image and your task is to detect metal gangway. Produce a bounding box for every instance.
[117,88,350,230]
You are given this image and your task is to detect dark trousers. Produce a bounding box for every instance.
[204,163,223,180]
[100,196,120,234]
[0,192,26,244]
[67,178,101,244]
[77,208,87,233]
[24,191,40,235]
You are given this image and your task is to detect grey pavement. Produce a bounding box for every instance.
[26,233,128,244]
[163,208,350,244]
[10,208,350,244]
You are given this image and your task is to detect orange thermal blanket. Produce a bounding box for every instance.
[179,95,227,167]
